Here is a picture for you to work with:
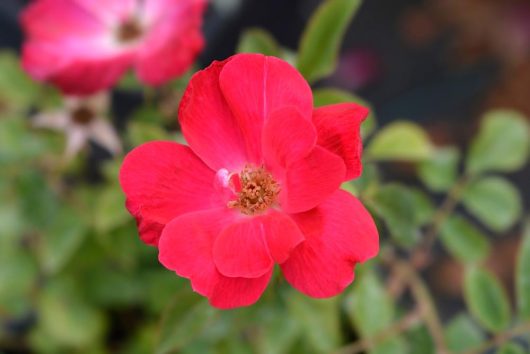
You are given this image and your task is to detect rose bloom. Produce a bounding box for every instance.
[20,0,206,95]
[120,54,379,309]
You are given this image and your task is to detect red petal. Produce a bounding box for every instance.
[179,59,248,171]
[158,209,271,309]
[281,190,379,298]
[213,218,274,278]
[208,270,273,309]
[135,0,206,85]
[119,141,220,246]
[261,210,305,264]
[262,107,316,168]
[280,146,346,214]
[73,0,137,25]
[313,103,369,180]
[21,0,106,41]
[219,54,313,164]
[158,208,235,292]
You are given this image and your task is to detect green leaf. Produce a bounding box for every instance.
[36,278,106,348]
[0,244,37,316]
[516,219,530,320]
[497,342,526,354]
[93,184,131,234]
[467,110,530,174]
[297,0,363,82]
[0,50,39,112]
[39,207,87,274]
[418,147,460,192]
[464,266,511,332]
[116,71,142,91]
[406,325,435,354]
[0,117,47,165]
[367,121,433,162]
[156,291,217,354]
[370,336,409,354]
[444,313,485,352]
[313,87,377,138]
[237,28,280,56]
[286,290,341,353]
[409,188,435,226]
[369,184,420,247]
[17,170,59,230]
[127,120,170,146]
[345,270,394,337]
[461,177,522,232]
[254,305,301,354]
[439,216,490,264]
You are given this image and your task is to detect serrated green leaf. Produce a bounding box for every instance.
[237,28,281,56]
[367,121,433,161]
[286,290,341,353]
[313,87,377,138]
[464,267,511,332]
[345,270,394,337]
[444,313,485,352]
[297,0,363,82]
[440,216,490,264]
[467,110,529,174]
[516,220,530,320]
[497,342,526,354]
[418,147,460,192]
[369,184,420,247]
[462,177,522,232]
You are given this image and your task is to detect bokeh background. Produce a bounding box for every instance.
[1,0,529,353]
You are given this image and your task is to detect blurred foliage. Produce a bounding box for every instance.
[1,0,530,353]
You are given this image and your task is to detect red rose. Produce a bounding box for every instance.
[20,0,206,94]
[120,54,379,309]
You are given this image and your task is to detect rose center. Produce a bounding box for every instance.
[228,165,280,215]
[71,106,95,125]
[116,19,143,43]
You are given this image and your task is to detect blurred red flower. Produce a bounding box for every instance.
[119,54,379,309]
[20,0,206,95]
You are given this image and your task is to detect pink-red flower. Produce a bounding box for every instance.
[20,0,206,95]
[119,53,379,309]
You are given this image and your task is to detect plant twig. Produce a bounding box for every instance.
[333,309,422,354]
[414,175,469,268]
[395,261,450,354]
[461,321,530,354]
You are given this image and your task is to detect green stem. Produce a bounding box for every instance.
[414,174,470,267]
[333,309,422,354]
[461,321,530,354]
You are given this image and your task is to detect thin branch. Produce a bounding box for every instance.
[461,322,530,354]
[413,175,469,268]
[395,261,450,354]
[333,309,423,354]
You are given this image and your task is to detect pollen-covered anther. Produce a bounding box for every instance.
[228,165,280,215]
[117,18,143,43]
